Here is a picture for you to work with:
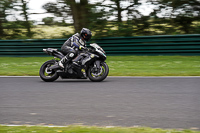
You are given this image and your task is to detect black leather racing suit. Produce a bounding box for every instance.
[61,33,86,59]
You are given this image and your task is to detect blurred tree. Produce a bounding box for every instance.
[67,0,90,32]
[19,0,33,37]
[101,0,139,23]
[148,0,200,34]
[42,17,54,25]
[43,0,91,33]
[0,0,14,38]
[43,2,70,22]
[43,0,108,37]
[93,0,142,37]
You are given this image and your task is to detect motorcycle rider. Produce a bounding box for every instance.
[59,28,92,68]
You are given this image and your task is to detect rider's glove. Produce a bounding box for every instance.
[79,45,84,50]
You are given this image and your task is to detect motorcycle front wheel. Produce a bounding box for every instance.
[87,62,109,82]
[39,60,59,82]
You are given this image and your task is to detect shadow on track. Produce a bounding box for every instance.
[38,78,112,83]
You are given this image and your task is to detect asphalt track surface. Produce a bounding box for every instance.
[0,76,200,129]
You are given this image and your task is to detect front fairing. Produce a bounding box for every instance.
[90,43,106,60]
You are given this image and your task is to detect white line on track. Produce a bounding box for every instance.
[1,124,118,128]
[0,76,39,78]
[109,76,200,78]
[0,124,68,127]
[1,124,199,130]
[0,76,200,78]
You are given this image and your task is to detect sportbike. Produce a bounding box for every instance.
[39,43,109,82]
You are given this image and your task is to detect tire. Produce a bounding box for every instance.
[87,62,109,82]
[39,60,59,82]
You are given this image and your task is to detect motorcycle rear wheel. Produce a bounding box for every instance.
[87,62,109,82]
[39,60,59,82]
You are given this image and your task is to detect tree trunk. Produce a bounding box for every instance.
[0,21,3,37]
[21,0,32,37]
[116,0,122,23]
[0,11,4,37]
[0,2,5,37]
[66,0,89,33]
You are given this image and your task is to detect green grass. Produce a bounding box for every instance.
[0,56,200,76]
[0,57,52,76]
[107,56,200,76]
[0,125,200,133]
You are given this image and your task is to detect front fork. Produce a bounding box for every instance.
[91,60,103,76]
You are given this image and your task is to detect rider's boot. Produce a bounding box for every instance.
[59,52,75,68]
[59,56,68,68]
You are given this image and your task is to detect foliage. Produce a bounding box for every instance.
[0,0,35,39]
[148,0,200,34]
[0,0,15,38]
[42,17,55,25]
[0,0,200,40]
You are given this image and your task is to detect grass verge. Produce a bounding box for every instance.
[0,125,200,133]
[0,56,199,76]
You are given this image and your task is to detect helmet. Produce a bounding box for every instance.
[80,28,92,42]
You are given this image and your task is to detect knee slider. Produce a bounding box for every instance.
[69,53,75,58]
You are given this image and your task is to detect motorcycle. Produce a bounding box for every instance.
[39,43,109,82]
